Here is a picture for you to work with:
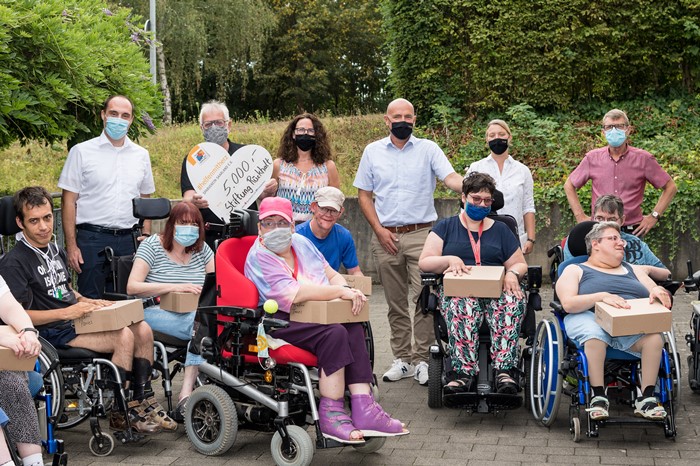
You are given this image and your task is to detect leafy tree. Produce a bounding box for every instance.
[121,0,276,122]
[0,0,161,149]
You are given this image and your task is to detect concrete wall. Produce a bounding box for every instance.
[336,197,700,284]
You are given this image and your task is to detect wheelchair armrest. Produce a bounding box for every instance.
[103,292,132,301]
[263,318,289,331]
[197,305,262,320]
[550,300,565,314]
[657,280,682,296]
[420,272,443,287]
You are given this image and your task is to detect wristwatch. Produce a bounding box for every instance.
[651,211,660,220]
[21,328,39,335]
[508,269,521,279]
[526,238,536,244]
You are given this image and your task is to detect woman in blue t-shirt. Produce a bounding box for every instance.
[419,172,528,394]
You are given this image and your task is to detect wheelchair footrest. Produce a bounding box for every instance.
[443,392,522,410]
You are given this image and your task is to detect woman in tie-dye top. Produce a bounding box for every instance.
[272,114,340,223]
[244,197,407,445]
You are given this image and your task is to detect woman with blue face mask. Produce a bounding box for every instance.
[127,201,214,424]
[418,172,528,395]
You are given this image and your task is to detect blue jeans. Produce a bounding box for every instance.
[76,229,135,298]
[144,306,204,366]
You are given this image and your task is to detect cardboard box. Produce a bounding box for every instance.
[74,299,144,335]
[442,266,505,298]
[290,299,370,324]
[0,326,39,370]
[341,274,372,295]
[595,298,672,337]
[159,292,200,313]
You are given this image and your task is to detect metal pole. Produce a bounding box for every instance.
[149,0,156,85]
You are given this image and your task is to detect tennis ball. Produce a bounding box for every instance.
[263,299,278,314]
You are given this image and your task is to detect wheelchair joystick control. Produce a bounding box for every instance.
[684,260,698,292]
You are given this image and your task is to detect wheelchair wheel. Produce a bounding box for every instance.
[185,385,238,456]
[270,424,314,466]
[521,346,532,412]
[57,366,97,429]
[530,318,564,426]
[570,416,581,443]
[89,433,115,457]
[362,321,375,371]
[352,436,386,454]
[38,338,65,427]
[427,350,443,409]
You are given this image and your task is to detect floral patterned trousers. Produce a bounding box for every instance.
[439,286,526,377]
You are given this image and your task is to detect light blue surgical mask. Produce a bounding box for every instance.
[174,225,199,247]
[604,128,627,148]
[105,117,130,140]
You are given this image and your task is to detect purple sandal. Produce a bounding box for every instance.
[351,394,409,437]
[319,397,365,444]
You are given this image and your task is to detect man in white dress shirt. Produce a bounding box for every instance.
[58,95,155,298]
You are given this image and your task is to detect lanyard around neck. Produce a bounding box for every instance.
[461,212,484,266]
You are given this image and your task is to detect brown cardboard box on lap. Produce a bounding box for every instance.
[74,299,144,335]
[159,292,200,313]
[341,274,372,295]
[595,298,672,337]
[290,299,370,324]
[0,326,38,370]
[442,266,505,298]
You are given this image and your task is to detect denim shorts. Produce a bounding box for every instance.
[39,322,77,348]
[563,311,643,358]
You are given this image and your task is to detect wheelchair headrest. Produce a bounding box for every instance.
[0,196,21,236]
[488,213,518,240]
[568,221,597,257]
[132,197,171,220]
[224,209,259,239]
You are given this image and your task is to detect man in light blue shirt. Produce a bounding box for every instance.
[354,98,463,385]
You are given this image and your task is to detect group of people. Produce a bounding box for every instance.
[0,94,678,456]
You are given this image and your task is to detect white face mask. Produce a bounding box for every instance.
[262,227,293,254]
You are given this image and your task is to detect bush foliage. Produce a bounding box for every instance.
[382,0,700,120]
[0,0,161,149]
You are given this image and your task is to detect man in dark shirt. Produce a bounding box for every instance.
[0,186,162,433]
[180,100,277,247]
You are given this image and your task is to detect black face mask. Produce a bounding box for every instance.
[488,138,509,155]
[294,134,316,152]
[390,121,413,140]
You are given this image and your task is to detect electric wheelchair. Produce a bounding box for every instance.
[419,201,544,413]
[0,195,148,457]
[682,260,700,393]
[529,221,681,442]
[184,208,383,466]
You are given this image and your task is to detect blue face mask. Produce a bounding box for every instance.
[105,117,130,140]
[465,203,491,221]
[174,225,199,247]
[604,128,627,148]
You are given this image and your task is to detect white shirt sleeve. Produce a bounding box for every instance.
[57,146,83,193]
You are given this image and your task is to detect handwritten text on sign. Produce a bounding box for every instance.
[186,143,273,221]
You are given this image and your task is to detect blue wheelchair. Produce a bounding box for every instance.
[529,222,681,441]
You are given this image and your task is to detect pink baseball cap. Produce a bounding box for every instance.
[259,197,293,223]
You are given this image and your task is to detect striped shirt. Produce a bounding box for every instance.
[135,234,214,286]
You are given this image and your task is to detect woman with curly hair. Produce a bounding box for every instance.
[272,113,340,223]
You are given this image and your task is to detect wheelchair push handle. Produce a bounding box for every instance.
[684,260,699,292]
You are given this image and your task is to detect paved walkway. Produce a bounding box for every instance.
[52,286,700,465]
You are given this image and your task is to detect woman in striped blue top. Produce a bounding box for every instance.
[127,201,214,421]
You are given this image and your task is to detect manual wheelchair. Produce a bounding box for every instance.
[184,208,383,466]
[529,222,681,442]
[419,209,543,414]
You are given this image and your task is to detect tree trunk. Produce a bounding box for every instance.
[157,45,172,125]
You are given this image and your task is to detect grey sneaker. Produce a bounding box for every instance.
[382,359,414,382]
[414,361,429,385]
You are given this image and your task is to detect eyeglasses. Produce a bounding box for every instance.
[467,194,494,206]
[593,216,620,223]
[318,207,341,218]
[602,124,628,131]
[202,119,228,129]
[294,127,315,136]
[260,220,292,229]
[599,235,627,246]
